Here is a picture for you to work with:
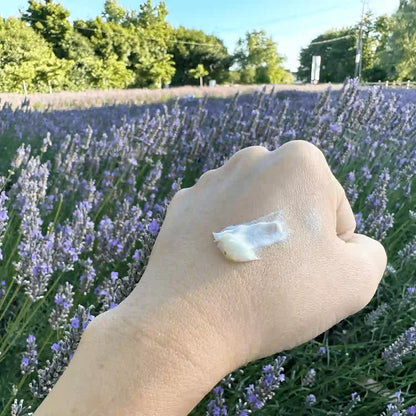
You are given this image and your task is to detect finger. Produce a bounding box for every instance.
[340,233,387,314]
[335,180,356,242]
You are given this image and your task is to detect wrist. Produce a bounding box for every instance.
[112,271,247,415]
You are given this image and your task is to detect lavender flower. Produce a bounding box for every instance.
[30,305,95,398]
[318,346,326,356]
[96,271,119,312]
[364,168,394,240]
[49,282,74,330]
[11,144,31,169]
[52,200,95,272]
[79,257,96,294]
[344,171,359,206]
[379,391,404,416]
[11,398,33,416]
[337,392,361,415]
[382,327,416,370]
[364,303,388,326]
[0,191,9,260]
[21,334,37,375]
[235,356,286,413]
[0,280,6,302]
[206,385,228,416]
[306,393,317,408]
[302,368,316,387]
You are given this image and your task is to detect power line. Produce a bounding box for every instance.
[310,34,354,45]
[214,2,357,32]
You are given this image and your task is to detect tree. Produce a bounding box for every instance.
[0,17,70,92]
[102,0,126,24]
[189,64,208,86]
[297,28,357,83]
[297,14,394,83]
[125,1,175,88]
[378,1,416,80]
[234,30,292,84]
[168,26,232,85]
[22,0,71,58]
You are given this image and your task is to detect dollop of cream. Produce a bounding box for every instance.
[213,211,289,262]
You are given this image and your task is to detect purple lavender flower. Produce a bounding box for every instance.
[146,218,160,236]
[96,271,120,313]
[302,368,316,387]
[79,257,96,294]
[364,303,388,326]
[382,326,416,370]
[30,305,94,398]
[364,168,394,240]
[0,191,9,261]
[206,385,228,416]
[21,334,38,375]
[407,406,416,415]
[0,280,6,302]
[235,356,286,413]
[53,200,95,272]
[70,317,80,329]
[11,398,33,416]
[51,342,61,353]
[49,282,74,330]
[318,346,326,355]
[306,393,317,408]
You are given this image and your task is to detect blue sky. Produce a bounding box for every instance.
[1,0,399,71]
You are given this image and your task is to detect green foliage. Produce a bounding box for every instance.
[127,1,176,88]
[298,28,357,83]
[168,27,232,86]
[297,12,396,83]
[378,1,416,81]
[102,0,126,24]
[234,30,292,84]
[0,0,314,92]
[189,64,209,86]
[0,17,70,93]
[22,0,71,58]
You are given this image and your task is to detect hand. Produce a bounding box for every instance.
[135,140,387,361]
[34,141,387,416]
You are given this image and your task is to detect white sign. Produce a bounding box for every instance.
[311,56,321,84]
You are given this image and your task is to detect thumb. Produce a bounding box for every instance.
[340,233,387,315]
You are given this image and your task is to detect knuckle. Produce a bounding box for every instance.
[280,140,327,169]
[224,145,269,168]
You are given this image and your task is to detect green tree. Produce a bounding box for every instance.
[125,1,175,88]
[298,15,393,83]
[102,0,126,24]
[0,17,70,92]
[189,64,209,86]
[22,0,71,58]
[362,14,393,81]
[234,30,292,84]
[74,18,133,64]
[297,28,357,83]
[378,1,416,80]
[168,26,232,85]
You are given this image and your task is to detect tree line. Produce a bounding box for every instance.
[298,0,416,83]
[0,0,293,93]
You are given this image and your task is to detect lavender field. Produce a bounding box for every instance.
[1,79,416,415]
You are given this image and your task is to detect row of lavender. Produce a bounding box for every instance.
[1,79,416,415]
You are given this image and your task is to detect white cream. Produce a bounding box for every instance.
[212,211,289,262]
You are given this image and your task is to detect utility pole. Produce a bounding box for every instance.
[354,0,366,81]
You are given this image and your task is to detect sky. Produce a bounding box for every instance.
[1,0,400,72]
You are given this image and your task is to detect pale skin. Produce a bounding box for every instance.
[34,140,387,416]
